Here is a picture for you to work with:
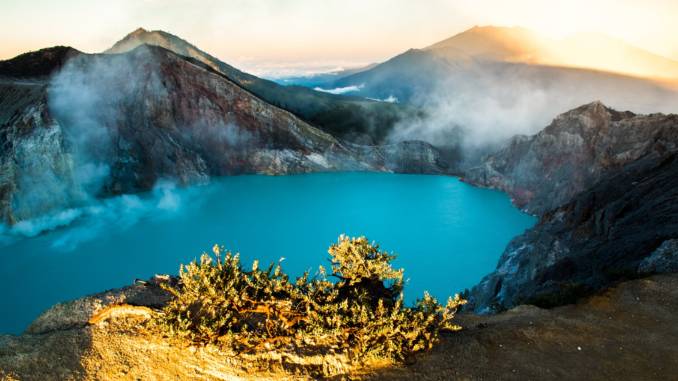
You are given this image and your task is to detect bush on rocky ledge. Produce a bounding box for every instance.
[156,235,466,362]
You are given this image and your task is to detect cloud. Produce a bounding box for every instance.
[386,68,554,150]
[238,60,366,79]
[367,95,399,103]
[313,84,364,94]
[386,61,678,152]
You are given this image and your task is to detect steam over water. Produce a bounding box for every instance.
[0,173,535,333]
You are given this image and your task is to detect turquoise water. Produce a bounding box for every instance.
[0,173,535,334]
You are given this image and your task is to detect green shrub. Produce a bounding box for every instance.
[156,235,465,362]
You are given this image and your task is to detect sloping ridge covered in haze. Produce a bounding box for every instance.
[332,26,678,146]
[424,25,678,80]
[106,28,411,143]
[424,25,545,63]
[337,26,678,105]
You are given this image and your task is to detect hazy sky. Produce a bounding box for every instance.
[2,0,677,75]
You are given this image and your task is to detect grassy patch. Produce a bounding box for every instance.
[155,235,465,363]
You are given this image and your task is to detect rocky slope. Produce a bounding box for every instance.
[470,151,678,312]
[0,46,79,224]
[1,273,676,380]
[106,28,413,143]
[465,102,678,312]
[0,45,446,225]
[464,101,678,214]
[0,46,80,79]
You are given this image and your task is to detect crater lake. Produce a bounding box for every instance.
[0,172,536,333]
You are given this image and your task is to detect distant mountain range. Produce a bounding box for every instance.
[271,63,378,88]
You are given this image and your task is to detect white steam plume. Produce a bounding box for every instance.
[387,61,678,150]
[0,180,194,251]
[313,84,364,94]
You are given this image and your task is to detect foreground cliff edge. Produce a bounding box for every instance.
[1,271,676,380]
[0,236,470,380]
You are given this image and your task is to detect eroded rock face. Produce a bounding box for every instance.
[0,46,447,224]
[464,101,678,214]
[0,79,80,224]
[638,239,678,274]
[464,102,678,312]
[353,140,449,173]
[469,150,678,312]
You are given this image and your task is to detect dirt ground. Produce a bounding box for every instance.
[371,274,678,380]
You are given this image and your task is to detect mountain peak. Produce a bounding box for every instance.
[107,28,197,57]
[425,25,543,62]
[572,100,608,115]
[422,25,678,79]
[105,27,232,76]
[557,101,638,125]
[112,27,176,47]
[129,27,148,36]
[467,25,532,35]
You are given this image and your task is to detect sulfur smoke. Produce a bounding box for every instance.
[386,61,678,151]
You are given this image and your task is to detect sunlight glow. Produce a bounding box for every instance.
[1,0,677,78]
